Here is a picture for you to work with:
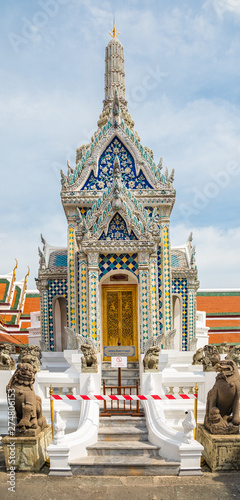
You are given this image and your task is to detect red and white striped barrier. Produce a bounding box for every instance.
[51,394,197,401]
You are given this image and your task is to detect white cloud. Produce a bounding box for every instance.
[205,0,240,17]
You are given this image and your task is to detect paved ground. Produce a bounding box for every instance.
[1,445,240,500]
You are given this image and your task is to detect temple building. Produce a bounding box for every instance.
[0,261,40,346]
[37,28,200,356]
[196,289,240,346]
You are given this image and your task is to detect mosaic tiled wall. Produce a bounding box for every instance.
[89,271,98,343]
[78,254,88,337]
[157,247,163,332]
[162,226,172,332]
[82,137,153,191]
[68,225,77,329]
[41,290,49,349]
[172,278,188,351]
[99,254,138,280]
[139,270,150,350]
[48,279,68,351]
[188,289,195,345]
[150,255,159,337]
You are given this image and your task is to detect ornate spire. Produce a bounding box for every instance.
[97,27,134,130]
[104,29,126,107]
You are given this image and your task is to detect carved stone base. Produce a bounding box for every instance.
[15,425,43,437]
[3,425,52,472]
[197,424,240,471]
[81,367,98,373]
[144,368,159,372]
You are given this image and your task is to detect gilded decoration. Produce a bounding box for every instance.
[102,285,138,361]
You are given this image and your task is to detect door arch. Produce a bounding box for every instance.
[172,294,182,351]
[53,296,67,352]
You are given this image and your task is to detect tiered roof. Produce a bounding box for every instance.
[0,262,40,345]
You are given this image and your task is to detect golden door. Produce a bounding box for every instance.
[102,285,138,361]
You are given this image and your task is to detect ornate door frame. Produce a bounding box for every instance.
[102,284,138,361]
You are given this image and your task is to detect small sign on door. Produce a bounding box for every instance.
[111,356,127,368]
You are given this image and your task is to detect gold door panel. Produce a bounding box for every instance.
[102,285,138,361]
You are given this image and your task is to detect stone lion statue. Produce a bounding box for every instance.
[143,346,160,371]
[218,342,229,355]
[0,343,15,370]
[18,345,42,372]
[203,345,220,371]
[192,347,204,365]
[204,360,240,434]
[226,345,240,366]
[81,344,98,372]
[6,363,47,435]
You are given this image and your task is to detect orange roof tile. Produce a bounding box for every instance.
[20,321,31,329]
[0,282,8,302]
[206,319,240,328]
[208,333,240,344]
[0,332,26,345]
[22,296,40,315]
[197,295,240,314]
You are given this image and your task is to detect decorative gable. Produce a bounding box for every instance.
[82,137,153,191]
[99,213,138,241]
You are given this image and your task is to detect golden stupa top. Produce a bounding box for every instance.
[109,24,120,39]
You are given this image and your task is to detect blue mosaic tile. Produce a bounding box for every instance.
[100,213,137,241]
[99,254,138,280]
[82,137,153,191]
[157,247,163,332]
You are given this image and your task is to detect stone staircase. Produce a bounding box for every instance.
[70,416,180,475]
[100,361,142,415]
[101,361,140,387]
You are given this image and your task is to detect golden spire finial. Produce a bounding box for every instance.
[24,266,30,286]
[109,24,120,39]
[7,258,18,303]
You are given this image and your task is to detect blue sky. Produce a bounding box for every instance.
[0,0,239,288]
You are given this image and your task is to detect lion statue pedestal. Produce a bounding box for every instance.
[197,360,240,471]
[2,362,52,471]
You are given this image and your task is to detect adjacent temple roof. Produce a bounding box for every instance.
[0,261,40,344]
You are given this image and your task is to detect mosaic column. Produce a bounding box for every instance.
[67,224,78,331]
[149,252,159,338]
[138,252,150,352]
[160,225,172,333]
[78,252,88,338]
[87,252,100,351]
[187,282,197,349]
[37,279,50,350]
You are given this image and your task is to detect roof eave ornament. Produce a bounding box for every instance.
[112,90,121,128]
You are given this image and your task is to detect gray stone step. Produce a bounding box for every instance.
[102,369,140,378]
[70,414,180,476]
[102,362,139,369]
[70,456,180,476]
[99,416,146,427]
[98,426,148,441]
[101,379,139,388]
[86,441,160,457]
